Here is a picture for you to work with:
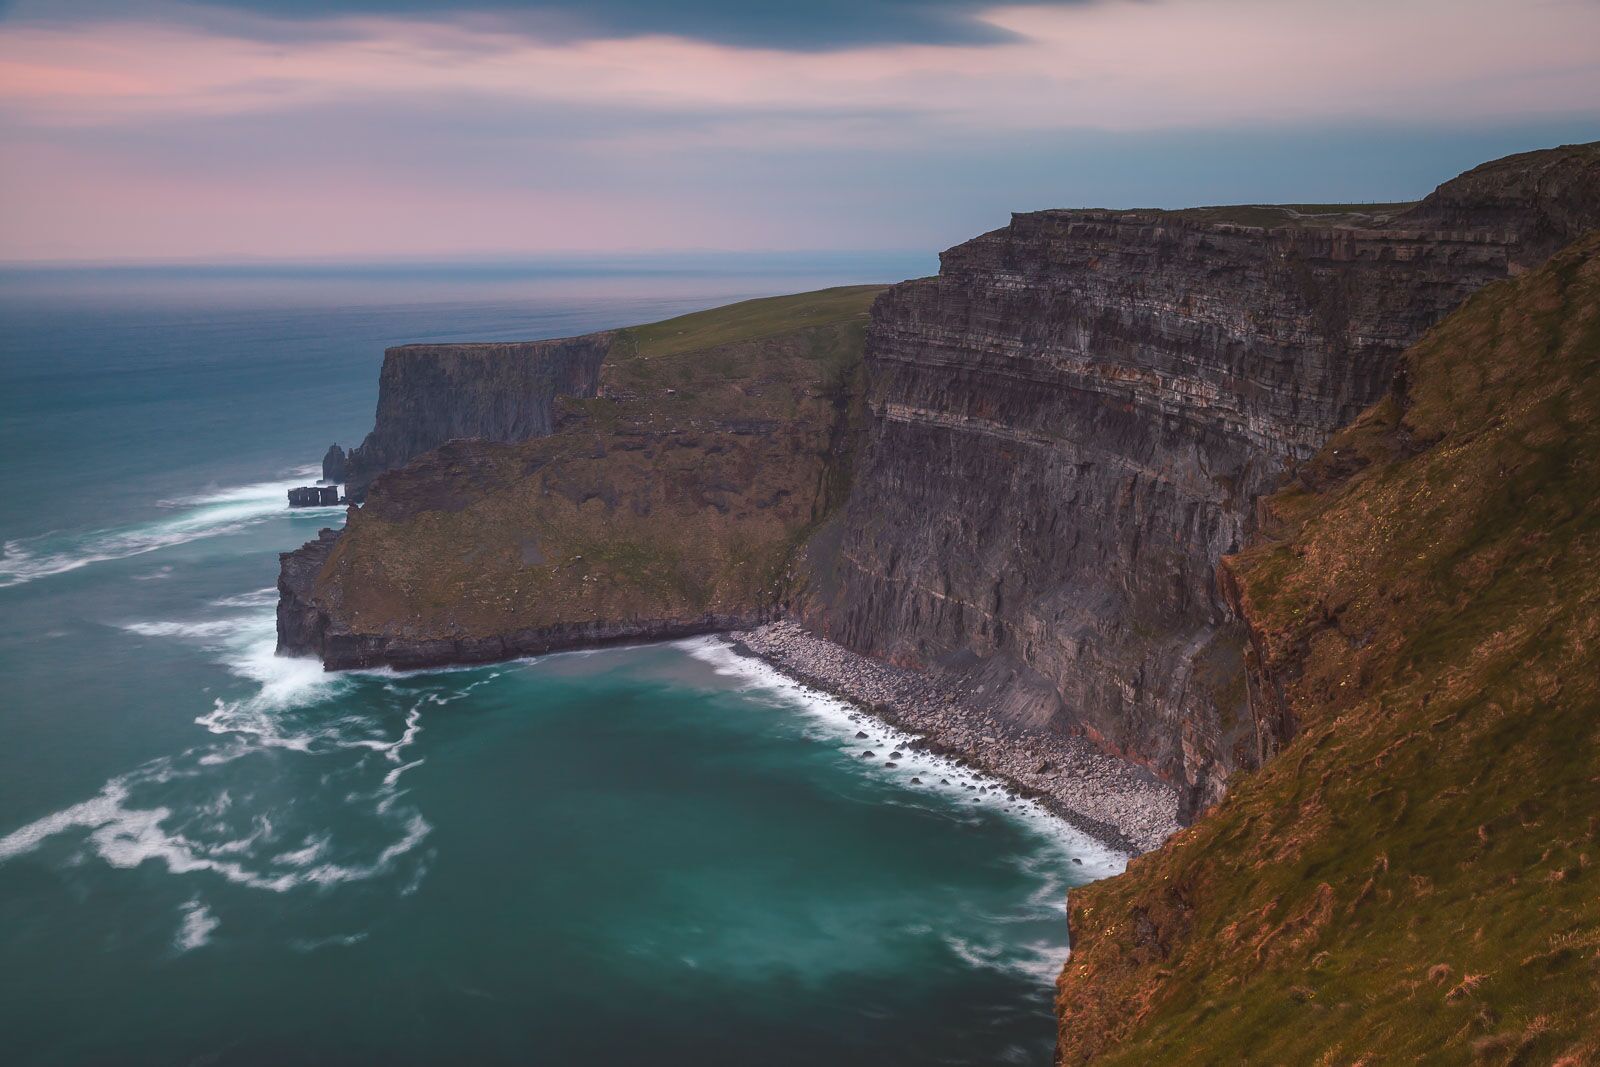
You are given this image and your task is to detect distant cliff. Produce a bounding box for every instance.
[341,334,615,499]
[795,142,1600,816]
[1055,230,1600,1066]
[278,287,879,668]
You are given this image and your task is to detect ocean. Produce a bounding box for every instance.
[0,256,1123,1065]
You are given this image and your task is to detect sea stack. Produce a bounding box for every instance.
[322,444,347,482]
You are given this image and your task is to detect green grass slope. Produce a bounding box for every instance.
[1056,234,1600,1064]
[622,284,885,357]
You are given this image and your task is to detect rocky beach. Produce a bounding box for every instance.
[734,620,1181,855]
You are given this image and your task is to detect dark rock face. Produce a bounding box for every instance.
[277,527,341,655]
[287,485,341,507]
[322,444,347,482]
[796,143,1600,815]
[306,612,766,671]
[342,333,615,499]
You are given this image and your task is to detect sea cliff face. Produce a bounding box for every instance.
[795,143,1600,815]
[1054,231,1600,1065]
[341,334,615,499]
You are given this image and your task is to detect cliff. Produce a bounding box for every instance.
[277,286,879,668]
[341,333,616,499]
[1054,231,1600,1065]
[795,142,1600,815]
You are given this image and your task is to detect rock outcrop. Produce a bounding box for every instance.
[339,333,616,500]
[321,444,346,483]
[287,485,340,507]
[794,141,1600,815]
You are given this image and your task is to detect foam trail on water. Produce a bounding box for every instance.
[0,782,131,863]
[940,934,1069,985]
[0,466,338,588]
[120,598,349,735]
[4,590,434,901]
[175,899,220,953]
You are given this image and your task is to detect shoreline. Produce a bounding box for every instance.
[731,620,1180,856]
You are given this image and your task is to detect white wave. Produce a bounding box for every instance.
[175,899,219,953]
[0,762,432,894]
[0,781,131,862]
[942,934,1067,986]
[274,835,330,868]
[383,759,424,787]
[0,466,337,589]
[3,559,441,913]
[677,635,1128,876]
[209,587,279,609]
[291,932,369,952]
[123,619,243,641]
[124,611,347,736]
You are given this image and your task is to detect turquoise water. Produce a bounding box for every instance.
[0,258,1120,1065]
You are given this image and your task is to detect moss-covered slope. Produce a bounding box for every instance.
[281,286,882,668]
[1055,234,1600,1063]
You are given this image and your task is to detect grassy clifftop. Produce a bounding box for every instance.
[307,286,881,650]
[1056,234,1600,1063]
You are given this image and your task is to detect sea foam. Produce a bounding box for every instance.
[3,590,435,899]
[0,467,337,588]
[678,635,1128,878]
[175,899,220,953]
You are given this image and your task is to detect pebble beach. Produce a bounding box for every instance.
[734,620,1182,855]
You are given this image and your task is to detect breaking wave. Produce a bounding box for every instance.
[0,594,435,903]
[676,635,1128,878]
[0,467,339,588]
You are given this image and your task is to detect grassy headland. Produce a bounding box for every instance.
[311,286,883,644]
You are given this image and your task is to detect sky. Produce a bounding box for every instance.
[0,0,1597,262]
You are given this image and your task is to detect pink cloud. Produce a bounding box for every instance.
[1,0,1596,131]
[1,0,1596,260]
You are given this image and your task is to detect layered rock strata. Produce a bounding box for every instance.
[1054,230,1600,1065]
[795,142,1600,816]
